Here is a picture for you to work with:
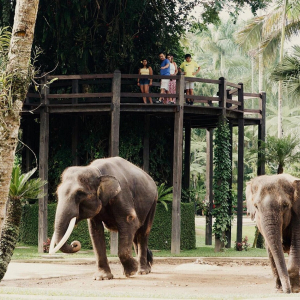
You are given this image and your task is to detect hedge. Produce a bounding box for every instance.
[19,202,195,250]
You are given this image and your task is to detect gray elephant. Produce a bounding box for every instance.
[246,174,300,293]
[49,157,157,279]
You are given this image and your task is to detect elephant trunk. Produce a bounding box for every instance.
[262,216,291,293]
[49,217,81,255]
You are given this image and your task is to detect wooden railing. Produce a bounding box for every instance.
[25,71,266,120]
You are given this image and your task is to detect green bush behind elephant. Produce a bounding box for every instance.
[19,203,195,250]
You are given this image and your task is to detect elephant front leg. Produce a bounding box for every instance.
[118,227,139,277]
[287,214,300,293]
[267,246,282,292]
[88,218,113,280]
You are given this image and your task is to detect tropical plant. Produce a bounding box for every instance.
[212,120,233,251]
[257,134,300,174]
[0,165,46,281]
[157,183,173,211]
[271,45,300,97]
[236,0,300,137]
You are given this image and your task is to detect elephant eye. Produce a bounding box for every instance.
[282,203,289,209]
[254,204,258,209]
[77,190,86,197]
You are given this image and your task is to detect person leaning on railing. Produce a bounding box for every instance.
[137,59,153,104]
[178,54,201,105]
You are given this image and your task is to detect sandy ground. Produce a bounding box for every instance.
[0,257,299,300]
[0,217,298,299]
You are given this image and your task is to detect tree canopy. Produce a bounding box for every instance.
[1,0,273,75]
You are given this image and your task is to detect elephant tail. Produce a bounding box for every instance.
[147,248,153,266]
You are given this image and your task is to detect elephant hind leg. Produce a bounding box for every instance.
[134,200,156,275]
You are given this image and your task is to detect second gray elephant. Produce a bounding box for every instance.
[49,157,158,279]
[246,174,300,293]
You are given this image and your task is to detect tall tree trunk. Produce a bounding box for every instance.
[278,0,288,138]
[0,0,39,237]
[0,198,22,281]
[258,48,263,92]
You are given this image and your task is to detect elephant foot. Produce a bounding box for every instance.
[290,280,300,293]
[121,257,138,277]
[138,266,151,275]
[93,270,114,280]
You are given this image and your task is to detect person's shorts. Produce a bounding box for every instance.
[185,81,195,90]
[140,78,150,85]
[160,79,170,90]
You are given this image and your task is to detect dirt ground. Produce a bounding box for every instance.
[1,257,297,299]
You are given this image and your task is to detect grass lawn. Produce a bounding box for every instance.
[12,216,267,260]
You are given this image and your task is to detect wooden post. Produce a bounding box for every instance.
[72,79,79,166]
[218,77,227,117]
[38,75,49,253]
[257,92,266,176]
[143,115,150,173]
[237,83,244,244]
[171,74,185,254]
[72,117,79,166]
[205,128,213,245]
[225,122,233,248]
[110,70,121,255]
[183,121,191,190]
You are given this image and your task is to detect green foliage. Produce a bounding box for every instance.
[9,165,46,201]
[157,183,173,211]
[212,120,233,244]
[28,0,197,75]
[148,203,195,250]
[19,203,195,250]
[256,134,300,174]
[271,45,300,97]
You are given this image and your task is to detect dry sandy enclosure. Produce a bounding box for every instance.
[1,257,298,299]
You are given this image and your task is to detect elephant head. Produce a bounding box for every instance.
[246,174,300,293]
[49,166,121,255]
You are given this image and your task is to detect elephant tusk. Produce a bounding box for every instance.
[49,217,76,255]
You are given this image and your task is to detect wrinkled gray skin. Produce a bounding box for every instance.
[53,157,157,279]
[246,174,300,293]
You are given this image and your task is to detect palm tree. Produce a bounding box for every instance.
[0,0,39,240]
[271,45,300,97]
[0,165,46,281]
[258,134,300,174]
[236,0,300,137]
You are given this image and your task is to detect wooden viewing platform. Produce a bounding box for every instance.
[22,70,266,253]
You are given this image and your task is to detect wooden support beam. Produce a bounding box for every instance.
[257,92,266,176]
[205,128,213,245]
[72,78,79,166]
[171,74,185,254]
[183,122,191,190]
[72,116,79,166]
[237,83,244,244]
[218,77,227,118]
[110,70,121,255]
[38,76,49,253]
[143,115,150,173]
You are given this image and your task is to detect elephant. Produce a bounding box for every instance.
[49,156,158,280]
[246,174,300,293]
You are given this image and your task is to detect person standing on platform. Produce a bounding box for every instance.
[167,54,178,104]
[179,54,200,105]
[157,52,170,104]
[137,59,153,104]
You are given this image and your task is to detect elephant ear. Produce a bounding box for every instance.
[292,180,300,217]
[97,175,121,206]
[246,180,256,221]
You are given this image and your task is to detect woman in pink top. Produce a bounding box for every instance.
[167,54,177,104]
